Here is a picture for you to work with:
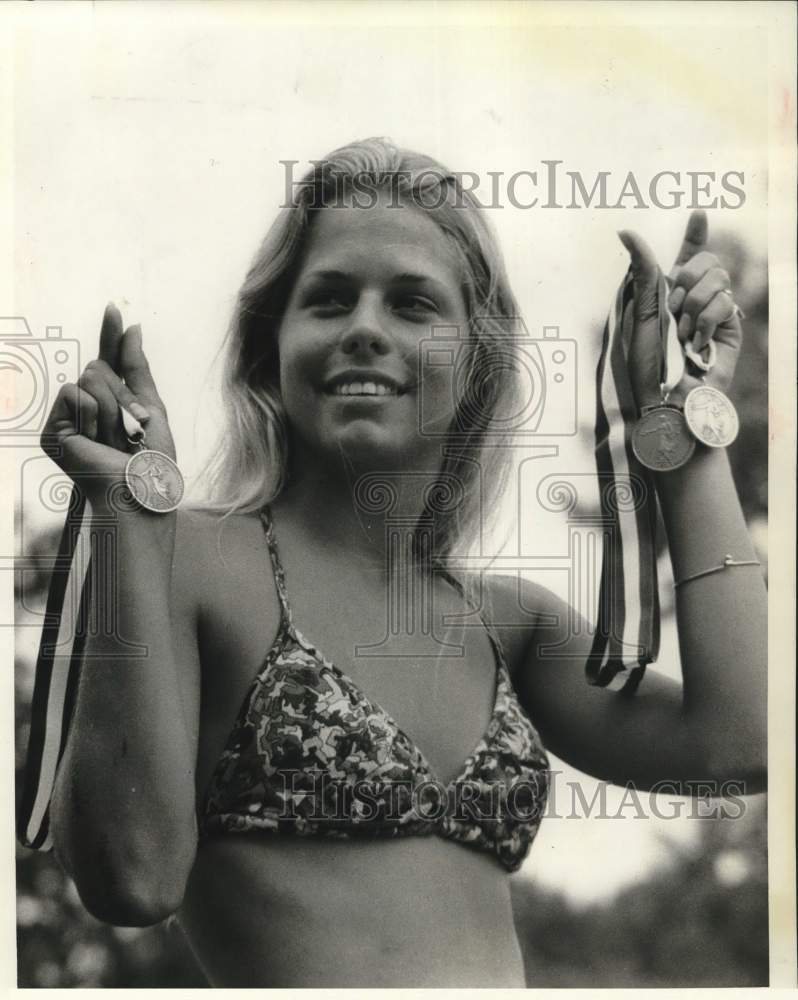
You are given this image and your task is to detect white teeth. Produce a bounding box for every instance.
[331,380,399,396]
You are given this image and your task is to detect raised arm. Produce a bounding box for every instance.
[507,212,766,794]
[46,306,200,926]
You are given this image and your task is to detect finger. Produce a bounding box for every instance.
[78,368,120,447]
[119,325,163,410]
[83,358,149,415]
[668,209,708,278]
[40,383,99,459]
[98,302,125,371]
[677,269,733,342]
[691,292,739,353]
[71,384,100,441]
[78,362,136,448]
[618,230,660,313]
[670,251,721,294]
[667,284,687,316]
[41,382,79,457]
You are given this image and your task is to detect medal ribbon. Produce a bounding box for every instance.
[588,267,678,692]
[18,485,92,850]
[661,278,685,399]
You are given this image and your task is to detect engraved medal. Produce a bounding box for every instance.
[120,405,184,513]
[683,384,739,448]
[632,403,696,471]
[632,276,694,471]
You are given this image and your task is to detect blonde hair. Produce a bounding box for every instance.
[199,138,525,571]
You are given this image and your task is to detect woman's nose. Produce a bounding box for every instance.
[340,300,391,356]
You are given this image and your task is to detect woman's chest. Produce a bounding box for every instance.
[193,552,509,795]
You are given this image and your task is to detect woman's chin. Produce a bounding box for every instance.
[324,422,418,468]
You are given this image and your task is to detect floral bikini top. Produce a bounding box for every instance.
[198,508,549,873]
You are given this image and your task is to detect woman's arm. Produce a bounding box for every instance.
[50,506,201,927]
[45,305,201,926]
[653,445,766,780]
[507,212,766,793]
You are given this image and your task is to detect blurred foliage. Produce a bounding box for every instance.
[16,848,206,987]
[512,797,768,987]
[15,653,208,986]
[14,229,768,987]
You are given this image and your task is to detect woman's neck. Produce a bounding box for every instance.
[271,456,444,577]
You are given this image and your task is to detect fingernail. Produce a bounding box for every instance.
[678,313,692,338]
[130,402,150,421]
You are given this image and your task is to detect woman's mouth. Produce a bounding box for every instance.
[330,381,399,397]
[322,371,410,397]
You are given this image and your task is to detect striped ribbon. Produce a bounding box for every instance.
[587,266,674,692]
[18,488,92,851]
[17,269,670,850]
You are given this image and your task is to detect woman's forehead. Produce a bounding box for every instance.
[299,199,463,285]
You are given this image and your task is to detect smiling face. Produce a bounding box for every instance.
[276,191,470,473]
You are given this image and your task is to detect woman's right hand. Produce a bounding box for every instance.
[41,303,176,507]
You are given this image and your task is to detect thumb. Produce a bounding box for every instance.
[618,230,664,411]
[119,325,162,408]
[669,208,708,278]
[618,229,661,321]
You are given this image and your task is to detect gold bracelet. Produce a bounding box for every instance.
[673,554,761,589]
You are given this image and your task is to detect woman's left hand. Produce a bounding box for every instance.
[619,209,743,411]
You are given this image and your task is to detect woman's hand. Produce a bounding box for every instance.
[619,209,743,411]
[41,303,175,505]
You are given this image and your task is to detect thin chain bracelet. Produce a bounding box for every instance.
[673,554,762,589]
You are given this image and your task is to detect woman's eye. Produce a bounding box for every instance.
[306,290,352,313]
[395,295,438,316]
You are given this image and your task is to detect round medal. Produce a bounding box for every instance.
[125,449,184,513]
[632,405,696,472]
[683,385,739,448]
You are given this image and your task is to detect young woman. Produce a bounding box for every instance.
[43,139,766,988]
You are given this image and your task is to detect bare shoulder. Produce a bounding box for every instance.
[473,573,569,681]
[481,573,564,620]
[171,506,265,615]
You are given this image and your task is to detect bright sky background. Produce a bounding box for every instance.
[8,0,776,905]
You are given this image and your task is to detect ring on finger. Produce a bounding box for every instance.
[719,288,745,320]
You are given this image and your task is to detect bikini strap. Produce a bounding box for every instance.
[259,505,295,634]
[436,567,512,682]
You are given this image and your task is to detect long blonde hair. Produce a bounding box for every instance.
[199,138,525,570]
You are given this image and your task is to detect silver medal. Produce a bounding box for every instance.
[121,405,184,513]
[683,384,739,448]
[125,448,184,512]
